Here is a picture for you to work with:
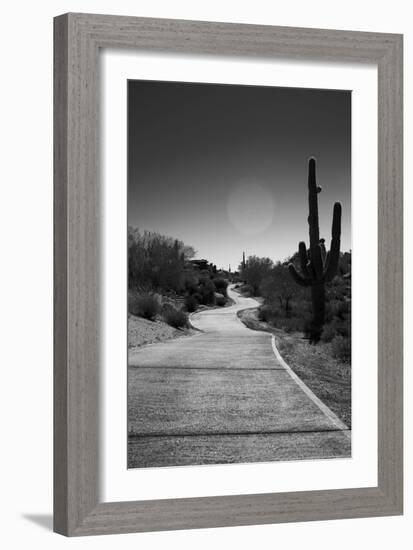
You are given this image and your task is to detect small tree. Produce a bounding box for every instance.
[198,277,216,305]
[240,256,273,295]
[212,277,228,297]
[260,263,297,316]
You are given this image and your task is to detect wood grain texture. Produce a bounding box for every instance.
[53,14,68,535]
[53,13,403,536]
[377,31,403,510]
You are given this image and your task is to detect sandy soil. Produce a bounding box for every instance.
[128,314,194,349]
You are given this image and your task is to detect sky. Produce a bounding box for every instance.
[128,80,351,271]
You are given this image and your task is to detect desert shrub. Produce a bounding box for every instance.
[128,228,195,293]
[321,321,338,342]
[303,315,315,339]
[258,303,280,324]
[240,284,254,297]
[331,299,350,320]
[161,301,174,313]
[163,307,188,328]
[277,339,294,354]
[322,317,351,341]
[198,288,215,305]
[331,335,351,363]
[258,305,272,323]
[292,299,312,319]
[129,293,160,320]
[198,277,216,305]
[213,278,228,297]
[184,276,199,295]
[280,317,302,333]
[259,264,307,316]
[240,255,273,294]
[184,295,198,312]
[339,320,351,338]
[192,292,203,304]
[216,295,226,307]
[128,293,141,317]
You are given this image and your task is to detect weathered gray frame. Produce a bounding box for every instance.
[54,13,403,536]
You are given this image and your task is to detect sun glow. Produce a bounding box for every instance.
[227,181,275,236]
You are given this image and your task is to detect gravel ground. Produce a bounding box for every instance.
[128,314,194,349]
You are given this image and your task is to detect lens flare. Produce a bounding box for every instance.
[227,181,275,235]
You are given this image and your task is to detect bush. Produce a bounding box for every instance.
[258,305,273,322]
[331,335,351,363]
[321,321,339,342]
[258,304,280,323]
[163,307,188,328]
[185,281,199,295]
[241,255,274,294]
[322,318,351,342]
[292,299,312,319]
[198,277,216,305]
[128,227,195,293]
[216,295,226,307]
[277,339,294,355]
[330,299,350,320]
[161,301,174,314]
[129,293,159,320]
[280,317,302,333]
[302,315,314,339]
[240,284,254,297]
[213,278,228,297]
[192,292,203,304]
[338,320,351,338]
[185,295,198,312]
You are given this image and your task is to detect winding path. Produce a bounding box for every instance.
[128,285,351,467]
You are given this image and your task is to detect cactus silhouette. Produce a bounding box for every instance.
[288,158,342,343]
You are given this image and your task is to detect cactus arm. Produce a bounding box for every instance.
[288,264,312,287]
[331,202,342,239]
[324,202,342,282]
[298,241,310,278]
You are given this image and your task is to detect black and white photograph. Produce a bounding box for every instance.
[127,79,352,468]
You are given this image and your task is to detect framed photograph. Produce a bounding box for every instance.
[54,13,403,536]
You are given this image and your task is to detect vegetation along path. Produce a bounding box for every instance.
[128,285,351,467]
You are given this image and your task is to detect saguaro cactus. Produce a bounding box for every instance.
[288,158,342,343]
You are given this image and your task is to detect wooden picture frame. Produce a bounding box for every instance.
[54,13,403,536]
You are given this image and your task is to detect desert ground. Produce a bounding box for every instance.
[128,285,351,468]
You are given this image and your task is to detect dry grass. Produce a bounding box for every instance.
[276,336,351,428]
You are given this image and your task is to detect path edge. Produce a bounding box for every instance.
[271,336,351,438]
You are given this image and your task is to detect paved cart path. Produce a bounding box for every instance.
[128,285,351,467]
